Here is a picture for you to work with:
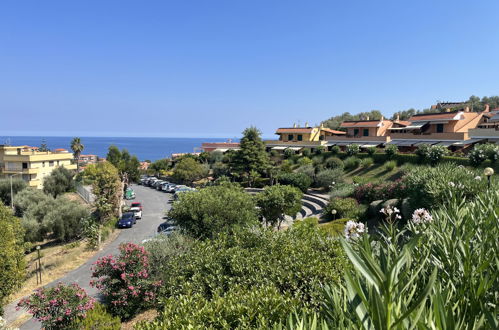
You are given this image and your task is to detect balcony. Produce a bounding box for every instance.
[3,167,39,174]
[469,127,499,138]
[264,140,326,147]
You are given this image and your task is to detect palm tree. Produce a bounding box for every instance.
[71,137,84,172]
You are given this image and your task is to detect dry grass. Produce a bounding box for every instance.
[6,230,120,305]
[121,309,158,329]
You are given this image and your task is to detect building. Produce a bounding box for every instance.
[201,142,240,153]
[265,124,345,152]
[326,117,394,148]
[140,161,150,170]
[468,107,499,144]
[78,154,98,164]
[0,145,77,189]
[387,107,485,149]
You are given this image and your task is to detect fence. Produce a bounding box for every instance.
[76,184,95,204]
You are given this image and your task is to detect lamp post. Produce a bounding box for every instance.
[484,167,494,189]
[10,173,22,211]
[36,245,42,285]
[331,209,337,221]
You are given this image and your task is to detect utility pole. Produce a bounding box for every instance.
[10,173,22,211]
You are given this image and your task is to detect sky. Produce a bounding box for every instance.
[1,0,498,139]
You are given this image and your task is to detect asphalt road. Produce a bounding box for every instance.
[14,184,171,330]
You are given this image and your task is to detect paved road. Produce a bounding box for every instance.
[10,184,171,329]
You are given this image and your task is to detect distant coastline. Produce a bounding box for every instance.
[0,136,239,161]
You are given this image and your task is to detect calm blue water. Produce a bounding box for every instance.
[0,136,238,161]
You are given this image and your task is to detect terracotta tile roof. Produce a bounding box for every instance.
[201,142,240,148]
[320,128,346,135]
[276,128,314,134]
[408,111,461,121]
[340,120,385,128]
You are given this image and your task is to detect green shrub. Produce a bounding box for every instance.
[323,197,362,220]
[0,178,27,206]
[345,144,360,156]
[0,205,26,316]
[297,156,312,166]
[360,157,374,168]
[168,183,258,239]
[330,145,341,155]
[314,146,325,155]
[72,303,121,330]
[468,143,499,166]
[325,157,344,170]
[139,285,299,330]
[283,148,295,158]
[329,183,354,199]
[404,162,489,209]
[384,160,397,171]
[319,218,350,237]
[256,184,303,229]
[43,166,75,198]
[366,147,377,156]
[344,157,361,170]
[384,144,398,159]
[277,172,312,193]
[315,169,344,189]
[301,148,312,157]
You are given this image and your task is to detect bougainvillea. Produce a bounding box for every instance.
[91,243,160,320]
[17,282,94,329]
[353,179,407,204]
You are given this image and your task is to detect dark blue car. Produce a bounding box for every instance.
[118,212,136,228]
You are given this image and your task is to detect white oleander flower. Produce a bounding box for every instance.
[448,182,455,187]
[344,220,366,240]
[411,208,433,224]
[474,176,482,180]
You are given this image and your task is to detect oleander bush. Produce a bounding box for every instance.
[384,144,398,159]
[469,143,499,166]
[17,283,94,329]
[353,179,407,204]
[323,197,363,220]
[345,144,360,156]
[314,168,344,189]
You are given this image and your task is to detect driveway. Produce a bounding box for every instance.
[8,184,171,329]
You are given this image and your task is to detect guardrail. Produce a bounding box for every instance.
[76,184,95,204]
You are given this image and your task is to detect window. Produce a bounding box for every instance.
[22,162,28,169]
[42,162,45,167]
[288,134,294,141]
[49,161,54,167]
[354,129,359,136]
[363,129,369,137]
[297,134,303,141]
[436,124,444,133]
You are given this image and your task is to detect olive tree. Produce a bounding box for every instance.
[255,184,302,229]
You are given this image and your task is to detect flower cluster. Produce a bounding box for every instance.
[380,206,402,222]
[353,179,406,204]
[344,220,366,240]
[17,283,94,329]
[411,208,432,224]
[91,243,160,320]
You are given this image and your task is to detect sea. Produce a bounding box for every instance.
[0,136,238,161]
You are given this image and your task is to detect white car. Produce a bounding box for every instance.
[130,207,142,219]
[141,227,177,244]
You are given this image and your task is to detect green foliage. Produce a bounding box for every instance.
[212,161,230,178]
[72,303,121,330]
[315,169,344,189]
[149,158,171,174]
[85,162,121,223]
[404,162,488,209]
[151,228,348,319]
[139,285,299,330]
[13,188,47,217]
[0,205,25,316]
[360,157,373,168]
[42,166,75,197]
[366,147,377,156]
[323,197,362,220]
[384,160,397,171]
[329,183,354,199]
[297,156,312,166]
[277,172,312,193]
[415,144,449,165]
[324,157,344,170]
[315,146,325,155]
[384,144,398,159]
[232,127,270,176]
[302,148,312,157]
[168,183,258,239]
[468,143,499,166]
[256,184,302,229]
[71,137,84,172]
[344,157,361,170]
[172,157,208,184]
[44,198,91,242]
[330,145,341,155]
[106,146,141,182]
[284,148,295,158]
[345,144,360,157]
[0,178,27,206]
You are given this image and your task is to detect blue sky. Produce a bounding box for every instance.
[1,0,498,139]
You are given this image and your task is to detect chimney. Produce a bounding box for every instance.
[366,116,370,120]
[305,122,309,127]
[464,106,470,113]
[395,114,400,122]
[381,115,384,121]
[293,123,297,128]
[484,104,490,113]
[320,123,324,128]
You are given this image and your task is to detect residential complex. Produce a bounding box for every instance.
[0,145,77,189]
[201,142,240,153]
[265,124,345,151]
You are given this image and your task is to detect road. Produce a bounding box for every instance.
[11,184,171,330]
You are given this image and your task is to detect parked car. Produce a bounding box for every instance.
[156,181,168,190]
[125,188,135,200]
[173,187,196,200]
[160,182,170,191]
[117,212,136,228]
[130,207,142,219]
[131,202,142,211]
[163,183,177,193]
[152,180,164,189]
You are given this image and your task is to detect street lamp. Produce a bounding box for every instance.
[484,167,494,189]
[10,173,22,210]
[331,209,337,221]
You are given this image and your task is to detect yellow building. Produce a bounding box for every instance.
[265,124,346,152]
[0,145,77,189]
